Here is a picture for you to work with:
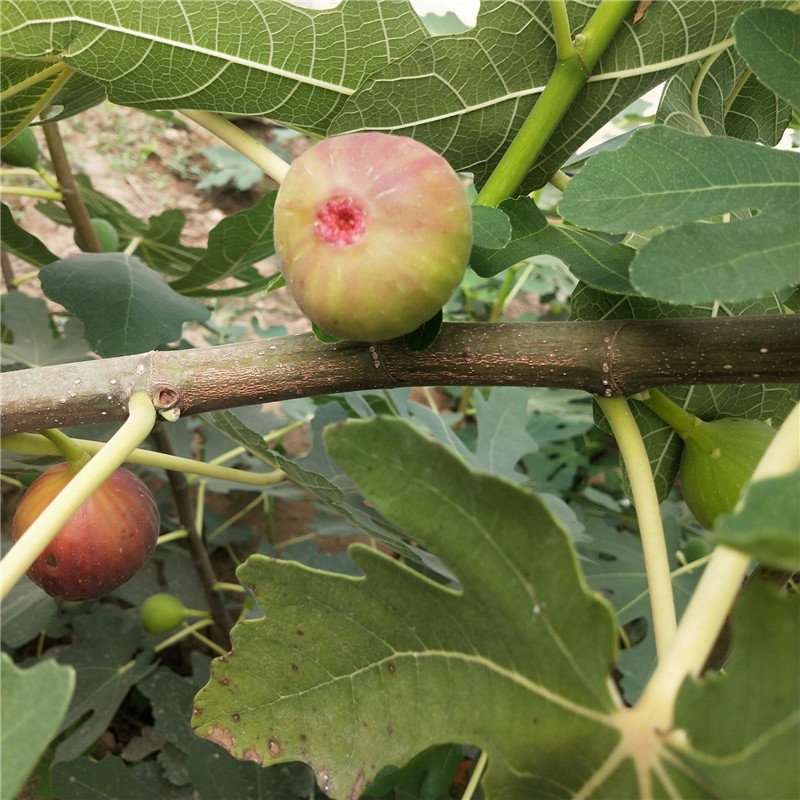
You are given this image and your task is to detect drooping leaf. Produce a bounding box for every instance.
[39,253,210,357]
[656,46,790,143]
[712,468,800,570]
[1,202,59,268]
[470,196,636,294]
[192,417,622,799]
[670,582,800,800]
[733,7,800,110]
[0,291,90,368]
[201,405,455,579]
[330,1,766,190]
[169,191,276,295]
[0,0,429,136]
[560,126,800,303]
[0,654,75,800]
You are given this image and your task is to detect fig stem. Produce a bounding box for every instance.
[38,428,90,469]
[548,1,575,62]
[637,389,700,439]
[634,400,800,731]
[475,0,634,206]
[0,391,155,601]
[0,185,62,200]
[596,396,677,658]
[2,432,286,486]
[179,109,290,184]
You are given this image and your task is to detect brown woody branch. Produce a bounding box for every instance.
[2,317,798,435]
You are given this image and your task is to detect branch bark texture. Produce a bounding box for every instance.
[2,318,798,434]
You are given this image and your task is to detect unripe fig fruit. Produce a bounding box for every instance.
[1,127,39,168]
[140,593,187,634]
[11,463,160,601]
[682,537,713,563]
[74,217,120,252]
[273,132,472,341]
[680,417,776,530]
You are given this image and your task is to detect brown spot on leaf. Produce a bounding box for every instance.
[242,748,263,765]
[231,713,240,723]
[268,738,282,758]
[205,724,234,752]
[386,725,394,735]
[291,663,299,672]
[218,676,230,687]
[296,629,305,636]
[386,661,396,674]
[349,771,369,800]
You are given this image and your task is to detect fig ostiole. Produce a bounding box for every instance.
[11,463,160,601]
[273,132,472,342]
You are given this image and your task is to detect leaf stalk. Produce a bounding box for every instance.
[596,396,677,657]
[475,0,635,205]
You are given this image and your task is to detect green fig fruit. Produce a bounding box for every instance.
[679,417,776,530]
[74,218,120,252]
[682,537,713,563]
[1,127,40,168]
[273,132,472,342]
[140,593,187,634]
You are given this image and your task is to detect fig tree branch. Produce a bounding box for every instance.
[1,317,797,435]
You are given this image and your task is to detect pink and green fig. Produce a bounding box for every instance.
[273,132,472,341]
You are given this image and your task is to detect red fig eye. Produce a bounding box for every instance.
[315,195,366,245]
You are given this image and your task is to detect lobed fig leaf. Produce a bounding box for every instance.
[273,132,472,342]
[11,463,160,601]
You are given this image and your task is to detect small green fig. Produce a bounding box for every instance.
[140,593,187,634]
[1,127,39,168]
[682,537,713,563]
[74,218,120,252]
[273,132,472,341]
[680,417,776,530]
[11,463,160,601]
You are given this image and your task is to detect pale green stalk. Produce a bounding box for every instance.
[596,396,677,657]
[0,392,155,600]
[180,109,290,184]
[2,432,286,486]
[548,1,574,60]
[0,185,62,200]
[476,1,635,206]
[636,400,800,730]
